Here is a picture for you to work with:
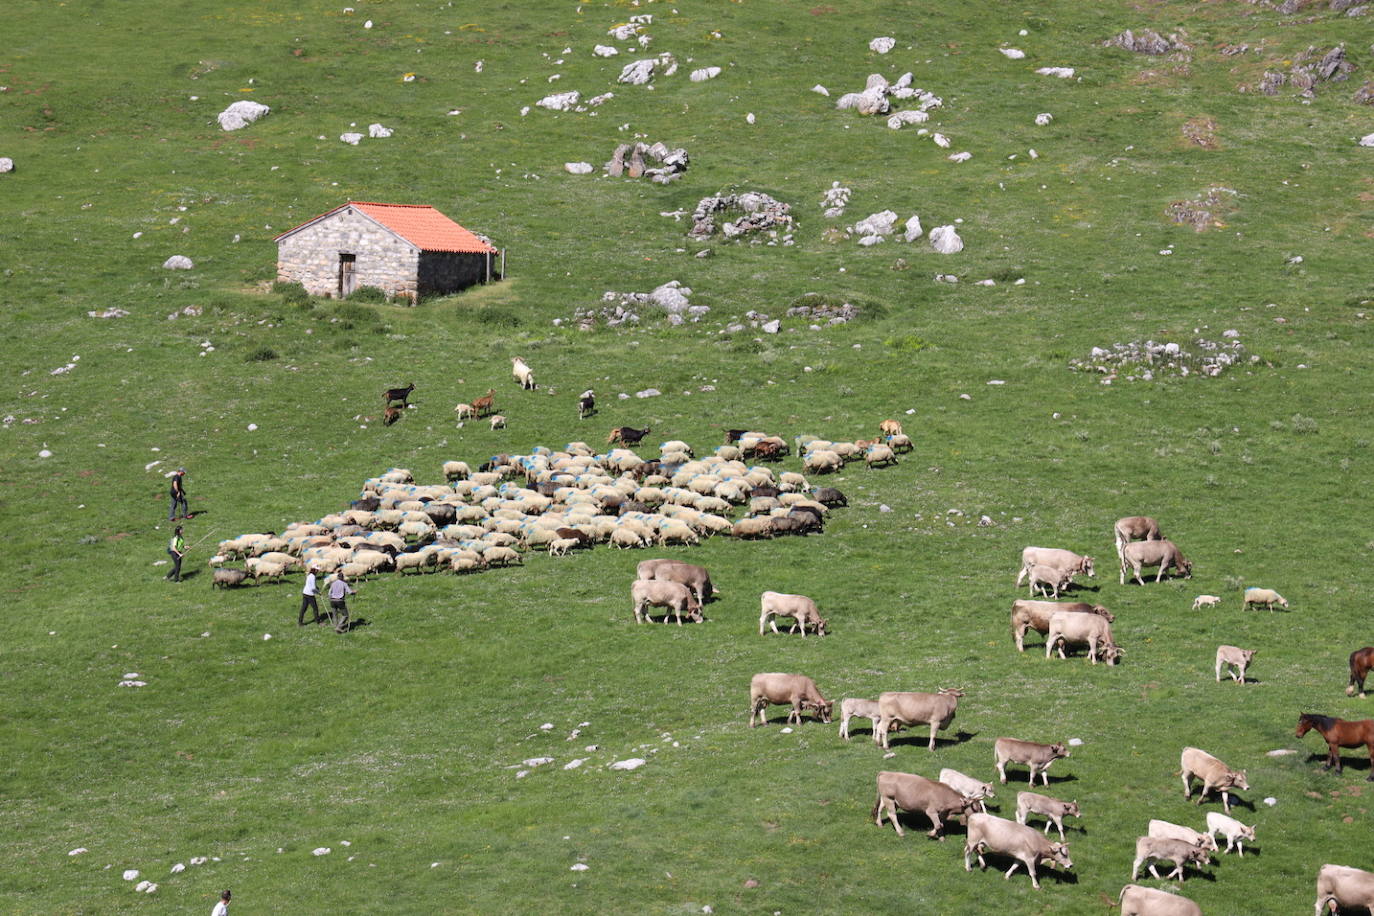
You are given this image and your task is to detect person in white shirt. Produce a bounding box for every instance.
[211,888,231,916]
[299,566,321,626]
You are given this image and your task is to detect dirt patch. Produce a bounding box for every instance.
[1181,116,1220,149]
[1166,186,1238,231]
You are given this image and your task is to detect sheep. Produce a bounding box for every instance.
[803,450,842,474]
[511,357,536,390]
[484,546,522,567]
[1241,587,1288,611]
[339,561,373,580]
[779,472,808,492]
[578,389,596,419]
[887,433,913,453]
[490,414,507,431]
[394,552,434,575]
[864,444,898,468]
[1192,595,1221,611]
[245,557,288,583]
[212,568,248,588]
[611,528,647,549]
[549,537,580,557]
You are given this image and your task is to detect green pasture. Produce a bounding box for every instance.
[2,0,1373,912]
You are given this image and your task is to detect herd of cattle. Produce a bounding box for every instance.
[741,516,1374,914]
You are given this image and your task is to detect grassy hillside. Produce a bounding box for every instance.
[3,0,1373,912]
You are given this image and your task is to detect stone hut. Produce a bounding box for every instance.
[273,201,502,302]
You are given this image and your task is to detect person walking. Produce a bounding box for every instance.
[327,572,355,633]
[211,889,231,916]
[168,468,189,520]
[165,526,185,582]
[299,566,321,626]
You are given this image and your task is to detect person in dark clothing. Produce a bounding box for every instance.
[327,572,355,633]
[168,468,189,520]
[165,526,185,582]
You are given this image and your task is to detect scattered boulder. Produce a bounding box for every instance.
[929,226,963,254]
[0,157,13,174]
[536,90,580,111]
[1105,28,1188,55]
[835,71,942,120]
[853,210,899,238]
[689,66,722,82]
[903,215,924,241]
[821,182,851,218]
[565,162,593,174]
[999,48,1026,59]
[1361,132,1374,147]
[593,44,619,57]
[886,109,929,129]
[1355,81,1374,104]
[688,192,794,240]
[618,53,677,85]
[368,123,393,138]
[162,255,194,270]
[869,37,896,54]
[1035,112,1053,125]
[340,132,363,145]
[217,100,270,131]
[605,141,688,183]
[1035,67,1075,78]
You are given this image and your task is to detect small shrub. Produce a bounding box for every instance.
[476,307,522,328]
[1204,474,1219,487]
[346,285,389,304]
[333,302,381,328]
[1074,429,1089,442]
[1269,419,1285,431]
[1207,440,1222,455]
[1224,575,1245,591]
[273,281,311,307]
[246,345,278,362]
[837,385,855,397]
[884,334,929,353]
[730,338,764,355]
[1291,413,1318,434]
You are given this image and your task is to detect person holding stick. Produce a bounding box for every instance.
[326,571,355,633]
[165,526,185,582]
[299,566,321,626]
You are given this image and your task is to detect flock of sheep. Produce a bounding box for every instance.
[743,516,1374,913]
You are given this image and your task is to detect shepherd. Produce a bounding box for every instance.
[168,468,189,520]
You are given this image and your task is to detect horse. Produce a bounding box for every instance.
[1296,713,1374,779]
[1347,647,1374,698]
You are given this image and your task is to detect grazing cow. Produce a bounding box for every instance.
[1046,611,1122,665]
[1316,864,1374,916]
[1180,747,1248,813]
[1215,645,1256,683]
[1205,812,1256,857]
[1147,820,1218,853]
[939,768,996,813]
[607,426,651,446]
[872,771,979,839]
[636,559,717,607]
[1120,539,1192,586]
[748,673,831,727]
[963,813,1073,890]
[1114,515,1163,556]
[1131,836,1212,882]
[1027,564,1076,599]
[1117,884,1202,916]
[1010,600,1114,652]
[1015,792,1079,840]
[1349,647,1374,698]
[874,689,963,751]
[630,578,700,625]
[758,591,827,637]
[1015,547,1095,588]
[470,388,496,417]
[382,382,415,406]
[839,697,881,740]
[995,738,1069,786]
[1242,587,1288,611]
[1191,594,1221,611]
[1296,713,1374,778]
[577,389,596,420]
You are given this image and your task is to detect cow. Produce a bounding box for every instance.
[636,558,717,607]
[1120,539,1192,585]
[839,698,880,740]
[1114,516,1164,556]
[1015,792,1080,841]
[1117,884,1203,916]
[758,591,827,637]
[1315,864,1374,915]
[1014,547,1094,588]
[1205,812,1256,857]
[995,738,1069,787]
[1131,836,1212,882]
[1180,746,1248,814]
[1147,819,1218,853]
[1027,564,1076,599]
[1046,611,1123,665]
[748,673,832,728]
[630,578,701,626]
[963,812,1073,890]
[1010,600,1115,652]
[1215,645,1257,683]
[874,689,963,751]
[939,768,996,813]
[872,771,980,839]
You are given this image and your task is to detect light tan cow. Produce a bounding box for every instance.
[839,698,881,740]
[872,771,979,839]
[995,738,1069,786]
[1180,747,1248,813]
[631,578,700,625]
[636,559,717,607]
[1046,611,1123,665]
[1015,547,1095,588]
[1117,884,1203,916]
[1215,645,1256,683]
[759,591,827,637]
[1027,564,1076,599]
[1011,600,1114,652]
[939,768,996,813]
[874,689,963,751]
[1114,516,1164,556]
[1016,792,1079,840]
[963,813,1073,890]
[1131,836,1212,882]
[1120,539,1192,585]
[1147,819,1218,852]
[1205,811,1255,856]
[748,673,831,727]
[1315,864,1374,915]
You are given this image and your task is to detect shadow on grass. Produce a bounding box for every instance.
[970,853,1077,887]
[1301,752,1373,777]
[885,729,977,751]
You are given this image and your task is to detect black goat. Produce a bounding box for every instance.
[578,389,596,420]
[608,425,651,446]
[383,382,415,406]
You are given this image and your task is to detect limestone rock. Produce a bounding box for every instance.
[217,100,270,131]
[593,45,619,57]
[565,162,593,174]
[0,157,12,173]
[689,66,722,82]
[162,255,194,270]
[999,48,1026,59]
[903,215,923,241]
[853,210,899,237]
[1036,67,1075,78]
[368,123,393,138]
[340,132,363,145]
[869,37,896,54]
[536,90,580,111]
[929,226,963,254]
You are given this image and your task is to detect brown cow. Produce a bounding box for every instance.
[875,689,963,751]
[1010,600,1114,652]
[963,813,1073,890]
[1120,540,1191,585]
[995,738,1069,786]
[748,673,832,727]
[873,771,979,839]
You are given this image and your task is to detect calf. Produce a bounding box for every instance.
[1046,611,1122,665]
[1028,564,1075,599]
[759,591,827,637]
[1010,600,1114,652]
[1180,746,1248,813]
[995,738,1069,787]
[1120,539,1192,586]
[872,771,979,839]
[1117,884,1203,916]
[939,768,995,813]
[875,689,963,751]
[1015,792,1079,840]
[631,579,700,625]
[748,673,831,727]
[839,697,880,740]
[1316,864,1374,915]
[1215,645,1256,683]
[1205,811,1255,857]
[963,813,1072,890]
[1015,547,1094,588]
[1147,819,1218,853]
[1131,836,1212,882]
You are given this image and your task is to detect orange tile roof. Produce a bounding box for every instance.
[275,202,497,253]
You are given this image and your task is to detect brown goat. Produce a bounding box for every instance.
[470,389,496,417]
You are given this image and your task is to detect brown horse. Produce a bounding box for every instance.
[1347,647,1374,698]
[1296,713,1374,779]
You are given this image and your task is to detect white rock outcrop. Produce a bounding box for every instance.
[870,37,897,54]
[1361,132,1374,147]
[368,123,393,138]
[537,90,580,111]
[903,215,923,241]
[1000,48,1026,59]
[1036,67,1076,78]
[217,100,270,131]
[929,225,964,253]
[564,162,593,174]
[1035,112,1053,125]
[0,157,13,173]
[593,45,619,57]
[689,66,722,82]
[340,132,363,145]
[162,255,193,270]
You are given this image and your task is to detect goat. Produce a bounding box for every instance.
[578,390,596,420]
[470,389,496,417]
[382,382,415,406]
[383,406,403,426]
[608,426,651,446]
